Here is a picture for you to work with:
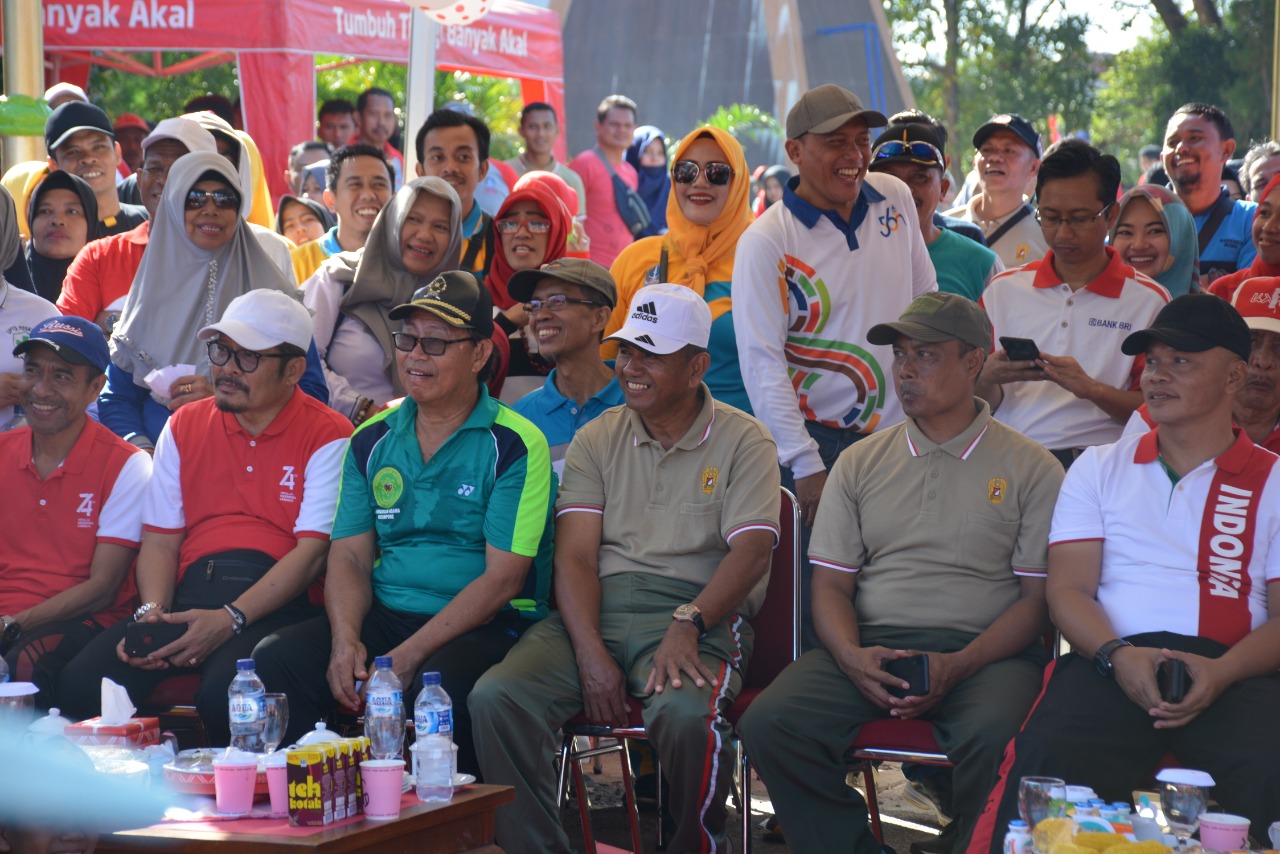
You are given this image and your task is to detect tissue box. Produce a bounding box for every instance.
[64,717,161,747]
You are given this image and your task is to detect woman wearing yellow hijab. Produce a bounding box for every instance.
[604,126,756,412]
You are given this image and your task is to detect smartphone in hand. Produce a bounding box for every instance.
[999,336,1043,367]
[883,654,930,699]
[124,621,188,657]
[1157,658,1191,703]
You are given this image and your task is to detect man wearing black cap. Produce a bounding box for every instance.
[740,293,1062,854]
[944,114,1048,268]
[971,294,1280,852]
[45,101,148,236]
[0,316,150,699]
[870,120,1003,301]
[734,83,937,649]
[255,271,554,770]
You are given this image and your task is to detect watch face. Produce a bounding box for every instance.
[2,621,19,642]
[673,604,699,621]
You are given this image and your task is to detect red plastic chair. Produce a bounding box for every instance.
[559,487,801,853]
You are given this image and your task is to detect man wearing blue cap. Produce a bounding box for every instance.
[0,316,150,700]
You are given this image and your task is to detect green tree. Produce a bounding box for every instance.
[89,54,239,122]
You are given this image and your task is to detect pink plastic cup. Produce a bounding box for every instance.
[360,759,405,821]
[1199,813,1250,851]
[212,758,258,816]
[266,761,289,817]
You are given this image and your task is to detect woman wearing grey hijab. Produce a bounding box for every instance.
[301,176,463,424]
[98,151,306,449]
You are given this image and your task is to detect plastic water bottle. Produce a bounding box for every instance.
[1003,819,1031,854]
[413,672,454,801]
[364,656,404,760]
[227,658,266,752]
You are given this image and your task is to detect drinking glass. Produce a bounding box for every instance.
[263,693,289,754]
[1020,776,1067,847]
[1161,780,1208,850]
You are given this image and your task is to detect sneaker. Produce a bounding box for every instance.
[902,778,953,824]
[909,820,958,854]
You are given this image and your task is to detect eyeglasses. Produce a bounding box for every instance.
[528,295,602,312]
[391,331,475,356]
[207,340,294,372]
[871,140,944,167]
[185,189,240,210]
[495,214,552,234]
[672,160,734,186]
[1035,203,1113,230]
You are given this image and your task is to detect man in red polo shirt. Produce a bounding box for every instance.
[0,316,150,700]
[58,290,351,745]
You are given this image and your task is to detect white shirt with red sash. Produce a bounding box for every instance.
[1050,428,1280,646]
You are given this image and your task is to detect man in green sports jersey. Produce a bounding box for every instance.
[255,270,554,778]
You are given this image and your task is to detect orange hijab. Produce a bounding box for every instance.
[662,126,755,296]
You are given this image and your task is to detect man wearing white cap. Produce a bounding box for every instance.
[58,117,218,331]
[58,289,352,746]
[473,283,781,853]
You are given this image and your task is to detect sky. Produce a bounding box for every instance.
[1070,0,1156,53]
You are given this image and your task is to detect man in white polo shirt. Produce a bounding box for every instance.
[977,139,1170,467]
[733,83,936,646]
[971,295,1280,852]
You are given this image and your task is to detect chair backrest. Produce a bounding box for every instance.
[742,487,801,691]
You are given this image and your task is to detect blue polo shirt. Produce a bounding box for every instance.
[514,367,626,475]
[332,387,554,618]
[1193,193,1257,281]
[782,175,885,251]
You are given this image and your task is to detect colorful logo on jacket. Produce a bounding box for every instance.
[373,466,404,509]
[779,255,886,432]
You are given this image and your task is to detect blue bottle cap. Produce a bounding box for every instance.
[422,671,441,686]
[374,655,393,669]
[236,658,255,670]
[1009,819,1029,829]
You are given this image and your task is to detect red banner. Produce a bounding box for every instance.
[9,0,563,80]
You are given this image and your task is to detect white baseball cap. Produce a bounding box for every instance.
[198,290,314,353]
[604,283,711,355]
[142,117,218,156]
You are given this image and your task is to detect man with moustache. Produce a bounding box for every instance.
[1162,103,1257,283]
[971,295,1280,851]
[58,290,351,746]
[58,117,218,332]
[0,316,150,698]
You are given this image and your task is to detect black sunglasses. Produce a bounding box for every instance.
[672,160,734,186]
[392,331,475,356]
[185,189,240,210]
[207,340,294,373]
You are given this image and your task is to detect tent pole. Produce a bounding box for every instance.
[3,0,46,173]
[403,8,435,179]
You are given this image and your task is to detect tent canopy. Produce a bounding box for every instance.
[5,0,565,200]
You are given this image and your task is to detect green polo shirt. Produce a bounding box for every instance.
[333,386,554,618]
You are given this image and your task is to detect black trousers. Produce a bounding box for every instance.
[57,603,318,746]
[253,601,529,776]
[976,632,1280,853]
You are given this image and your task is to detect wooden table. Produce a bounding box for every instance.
[97,784,513,853]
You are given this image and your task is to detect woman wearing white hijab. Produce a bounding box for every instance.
[99,151,326,449]
[302,176,463,424]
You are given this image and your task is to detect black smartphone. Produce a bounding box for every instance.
[124,621,188,657]
[1158,658,1191,703]
[999,336,1043,366]
[883,654,930,699]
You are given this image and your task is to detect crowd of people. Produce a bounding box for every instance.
[3,75,1280,854]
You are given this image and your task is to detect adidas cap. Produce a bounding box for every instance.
[604,283,711,355]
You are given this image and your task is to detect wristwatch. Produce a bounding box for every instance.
[672,604,707,639]
[1093,638,1133,678]
[1,615,21,644]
